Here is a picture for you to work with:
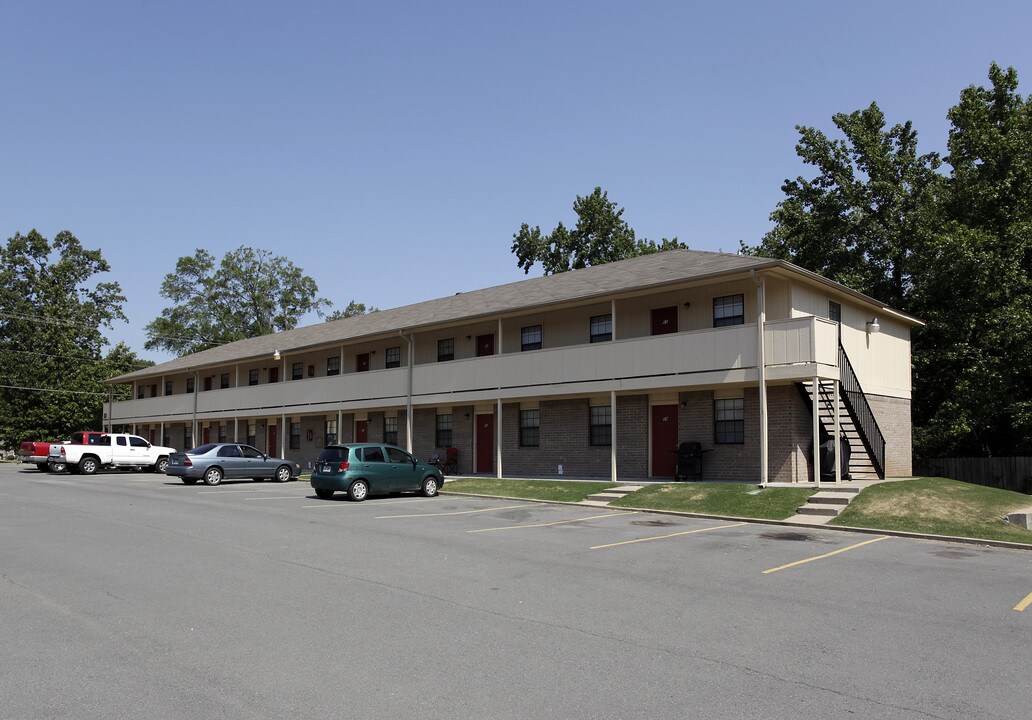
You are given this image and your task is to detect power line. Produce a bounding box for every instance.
[0,384,108,397]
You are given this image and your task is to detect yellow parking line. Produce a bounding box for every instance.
[1015,591,1032,612]
[469,512,630,533]
[376,504,526,519]
[762,536,890,574]
[590,522,747,549]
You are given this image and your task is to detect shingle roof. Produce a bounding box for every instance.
[104,249,862,383]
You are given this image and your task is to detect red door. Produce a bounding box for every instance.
[651,307,678,335]
[202,426,210,444]
[651,404,678,478]
[268,425,278,455]
[476,413,494,473]
[356,353,369,372]
[356,420,368,443]
[476,334,494,357]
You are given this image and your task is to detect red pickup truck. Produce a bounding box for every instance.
[19,431,107,472]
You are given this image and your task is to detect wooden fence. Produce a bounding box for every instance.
[914,457,1032,495]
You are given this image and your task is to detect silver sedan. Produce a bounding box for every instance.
[164,443,301,486]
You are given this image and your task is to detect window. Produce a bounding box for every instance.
[292,362,303,381]
[186,377,195,394]
[218,424,227,443]
[590,314,612,343]
[520,409,540,447]
[242,445,263,459]
[713,294,744,327]
[521,325,542,351]
[436,414,453,447]
[248,369,259,386]
[203,376,212,392]
[589,406,611,446]
[359,446,385,462]
[220,373,229,389]
[829,301,842,323]
[129,436,148,448]
[386,446,412,464]
[165,381,172,396]
[385,346,401,369]
[437,338,454,362]
[327,356,340,376]
[246,423,256,447]
[715,398,745,444]
[384,416,398,445]
[163,431,171,447]
[217,445,241,458]
[325,419,337,446]
[184,426,193,449]
[137,385,145,399]
[290,421,301,450]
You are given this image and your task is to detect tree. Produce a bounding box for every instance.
[512,187,685,275]
[745,64,1032,457]
[745,103,943,310]
[326,300,379,321]
[0,230,143,447]
[145,246,332,356]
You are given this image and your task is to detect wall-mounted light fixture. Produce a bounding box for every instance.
[466,335,472,340]
[683,302,691,309]
[866,319,881,335]
[272,350,282,360]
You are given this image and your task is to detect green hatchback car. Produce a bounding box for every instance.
[310,443,444,501]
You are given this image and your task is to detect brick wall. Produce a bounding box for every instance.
[867,394,913,476]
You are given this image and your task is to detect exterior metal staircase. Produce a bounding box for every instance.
[797,343,886,481]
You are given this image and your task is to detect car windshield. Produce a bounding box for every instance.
[188,444,218,455]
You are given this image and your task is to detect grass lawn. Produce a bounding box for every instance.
[831,477,1032,544]
[609,483,814,519]
[441,478,616,503]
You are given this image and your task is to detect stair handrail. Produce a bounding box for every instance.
[838,342,886,478]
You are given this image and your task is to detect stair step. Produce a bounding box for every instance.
[808,492,854,505]
[796,503,842,516]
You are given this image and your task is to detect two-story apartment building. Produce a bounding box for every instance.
[104,249,919,483]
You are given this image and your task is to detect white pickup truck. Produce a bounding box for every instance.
[49,434,178,475]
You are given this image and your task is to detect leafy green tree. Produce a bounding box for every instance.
[326,300,379,321]
[512,187,685,275]
[747,64,1032,457]
[0,230,143,447]
[145,246,331,356]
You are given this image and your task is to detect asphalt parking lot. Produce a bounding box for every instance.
[2,464,1030,719]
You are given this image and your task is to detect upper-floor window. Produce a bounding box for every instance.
[715,398,745,444]
[590,314,612,343]
[713,294,744,327]
[291,362,303,381]
[327,356,340,376]
[437,339,454,362]
[165,381,172,396]
[386,346,401,369]
[220,373,229,389]
[521,325,542,351]
[520,409,540,447]
[137,385,145,399]
[248,369,259,386]
[589,405,611,446]
[829,301,842,323]
[186,377,195,394]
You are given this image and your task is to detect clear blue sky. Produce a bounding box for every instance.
[3,1,1029,362]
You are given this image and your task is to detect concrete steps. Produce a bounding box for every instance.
[791,484,862,523]
[580,485,644,507]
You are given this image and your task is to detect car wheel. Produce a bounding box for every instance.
[49,462,67,473]
[275,465,291,483]
[182,477,198,485]
[154,457,169,473]
[348,479,369,501]
[421,477,439,497]
[315,488,334,500]
[79,457,98,475]
[202,467,223,486]
[36,462,49,472]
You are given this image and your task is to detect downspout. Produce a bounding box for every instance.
[191,368,199,449]
[399,330,414,453]
[107,387,113,433]
[751,270,768,488]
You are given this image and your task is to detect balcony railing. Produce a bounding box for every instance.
[108,316,840,423]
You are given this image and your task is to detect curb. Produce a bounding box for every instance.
[439,490,1032,552]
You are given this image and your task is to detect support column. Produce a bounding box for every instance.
[280,413,286,458]
[812,375,821,484]
[496,398,503,479]
[833,379,841,483]
[757,279,768,487]
[610,390,618,484]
